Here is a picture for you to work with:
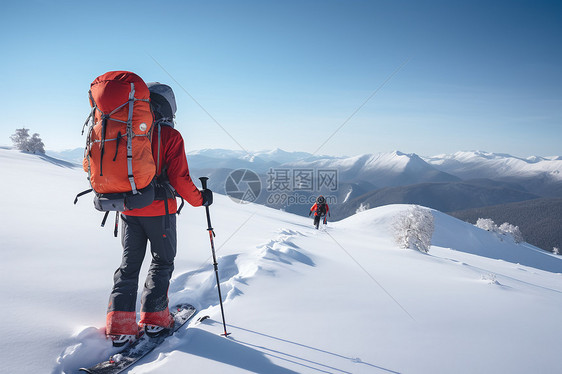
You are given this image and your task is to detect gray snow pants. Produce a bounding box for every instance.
[107,214,177,320]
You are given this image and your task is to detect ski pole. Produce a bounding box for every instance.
[199,177,230,336]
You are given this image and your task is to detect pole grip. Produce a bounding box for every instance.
[199,176,209,190]
[199,176,213,231]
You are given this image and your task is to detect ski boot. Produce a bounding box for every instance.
[109,334,137,348]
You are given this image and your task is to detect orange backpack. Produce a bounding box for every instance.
[79,71,156,213]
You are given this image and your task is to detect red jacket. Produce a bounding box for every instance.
[123,125,203,216]
[310,203,329,217]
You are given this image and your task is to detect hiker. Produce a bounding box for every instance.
[105,81,213,346]
[309,195,330,229]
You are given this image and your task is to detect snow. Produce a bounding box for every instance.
[284,151,416,173]
[362,151,418,172]
[185,148,332,170]
[424,150,562,180]
[1,148,562,374]
[342,187,353,203]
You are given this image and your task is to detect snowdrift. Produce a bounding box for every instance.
[1,148,562,374]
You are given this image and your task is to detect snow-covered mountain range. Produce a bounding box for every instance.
[48,147,562,186]
[425,150,562,180]
[45,146,562,226]
[2,148,562,374]
[184,149,562,204]
[183,148,562,182]
[182,149,562,222]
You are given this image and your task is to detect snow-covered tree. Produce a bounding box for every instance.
[499,222,524,243]
[10,128,45,154]
[356,202,370,213]
[393,205,434,253]
[475,218,524,244]
[476,218,498,233]
[27,133,45,154]
[10,128,30,151]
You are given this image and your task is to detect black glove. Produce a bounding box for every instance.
[308,211,312,216]
[201,188,213,206]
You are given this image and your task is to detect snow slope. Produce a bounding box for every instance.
[1,148,562,374]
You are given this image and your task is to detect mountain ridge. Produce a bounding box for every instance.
[48,147,562,181]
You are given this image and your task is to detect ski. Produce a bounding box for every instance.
[79,304,197,374]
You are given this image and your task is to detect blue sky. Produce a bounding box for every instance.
[0,0,560,157]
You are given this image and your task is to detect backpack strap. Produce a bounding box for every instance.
[156,123,162,175]
[74,188,93,204]
[114,211,119,237]
[99,115,109,176]
[126,82,138,194]
[82,105,94,135]
[101,211,110,227]
[100,211,119,237]
[177,195,185,215]
[112,132,122,161]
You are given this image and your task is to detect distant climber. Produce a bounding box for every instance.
[309,195,330,229]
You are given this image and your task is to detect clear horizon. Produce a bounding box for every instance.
[1,0,560,158]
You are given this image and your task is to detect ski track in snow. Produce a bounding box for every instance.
[53,228,314,373]
[168,228,312,310]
